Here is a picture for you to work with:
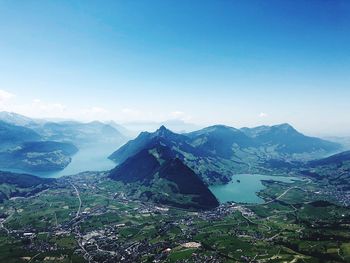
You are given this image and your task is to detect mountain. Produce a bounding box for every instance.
[105,120,133,138]
[0,171,54,202]
[241,123,340,154]
[302,151,350,191]
[33,120,127,146]
[0,112,130,172]
[109,125,200,164]
[0,141,78,171]
[109,143,219,209]
[324,136,350,150]
[186,125,256,159]
[0,111,129,147]
[308,150,350,167]
[0,111,39,127]
[0,120,78,172]
[109,126,249,184]
[0,120,41,148]
[110,124,341,184]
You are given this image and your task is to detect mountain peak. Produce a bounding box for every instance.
[272,123,297,133]
[109,147,219,209]
[191,125,239,135]
[210,124,234,130]
[158,125,167,131]
[154,125,173,137]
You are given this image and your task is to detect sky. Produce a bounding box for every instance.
[0,0,349,136]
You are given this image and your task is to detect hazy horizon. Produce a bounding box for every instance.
[0,1,349,136]
[1,110,349,139]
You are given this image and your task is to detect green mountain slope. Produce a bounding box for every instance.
[0,171,54,202]
[109,143,219,210]
[0,141,78,171]
[302,151,350,191]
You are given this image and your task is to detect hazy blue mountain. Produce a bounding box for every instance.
[0,111,39,127]
[0,141,78,171]
[105,120,133,138]
[240,123,340,154]
[0,119,79,172]
[0,111,128,146]
[0,112,129,172]
[324,136,350,150]
[0,170,54,202]
[186,125,256,159]
[33,120,127,146]
[308,150,350,167]
[109,143,219,209]
[0,120,41,148]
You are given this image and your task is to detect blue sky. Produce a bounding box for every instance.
[0,0,349,135]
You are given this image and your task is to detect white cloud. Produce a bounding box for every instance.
[0,91,193,124]
[83,106,108,114]
[169,110,192,121]
[1,98,68,119]
[0,89,15,103]
[121,107,142,118]
[258,112,268,118]
[119,108,167,122]
[31,99,67,113]
[78,106,111,121]
[122,108,139,115]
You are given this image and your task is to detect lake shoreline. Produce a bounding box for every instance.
[209,174,301,204]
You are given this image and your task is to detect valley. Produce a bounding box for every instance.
[0,169,349,263]
[0,113,349,262]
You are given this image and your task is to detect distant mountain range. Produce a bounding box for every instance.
[0,140,78,172]
[0,111,130,145]
[240,123,339,154]
[0,120,78,171]
[324,136,350,150]
[0,111,129,172]
[308,150,350,167]
[31,120,127,147]
[0,120,41,148]
[0,111,40,127]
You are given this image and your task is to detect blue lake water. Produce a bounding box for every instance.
[0,144,118,178]
[209,174,300,204]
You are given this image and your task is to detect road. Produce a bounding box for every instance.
[69,182,95,262]
[262,186,303,205]
[70,182,82,219]
[0,211,14,234]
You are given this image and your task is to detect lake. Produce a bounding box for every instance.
[209,174,300,204]
[0,144,118,178]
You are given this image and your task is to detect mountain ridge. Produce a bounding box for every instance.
[109,124,341,184]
